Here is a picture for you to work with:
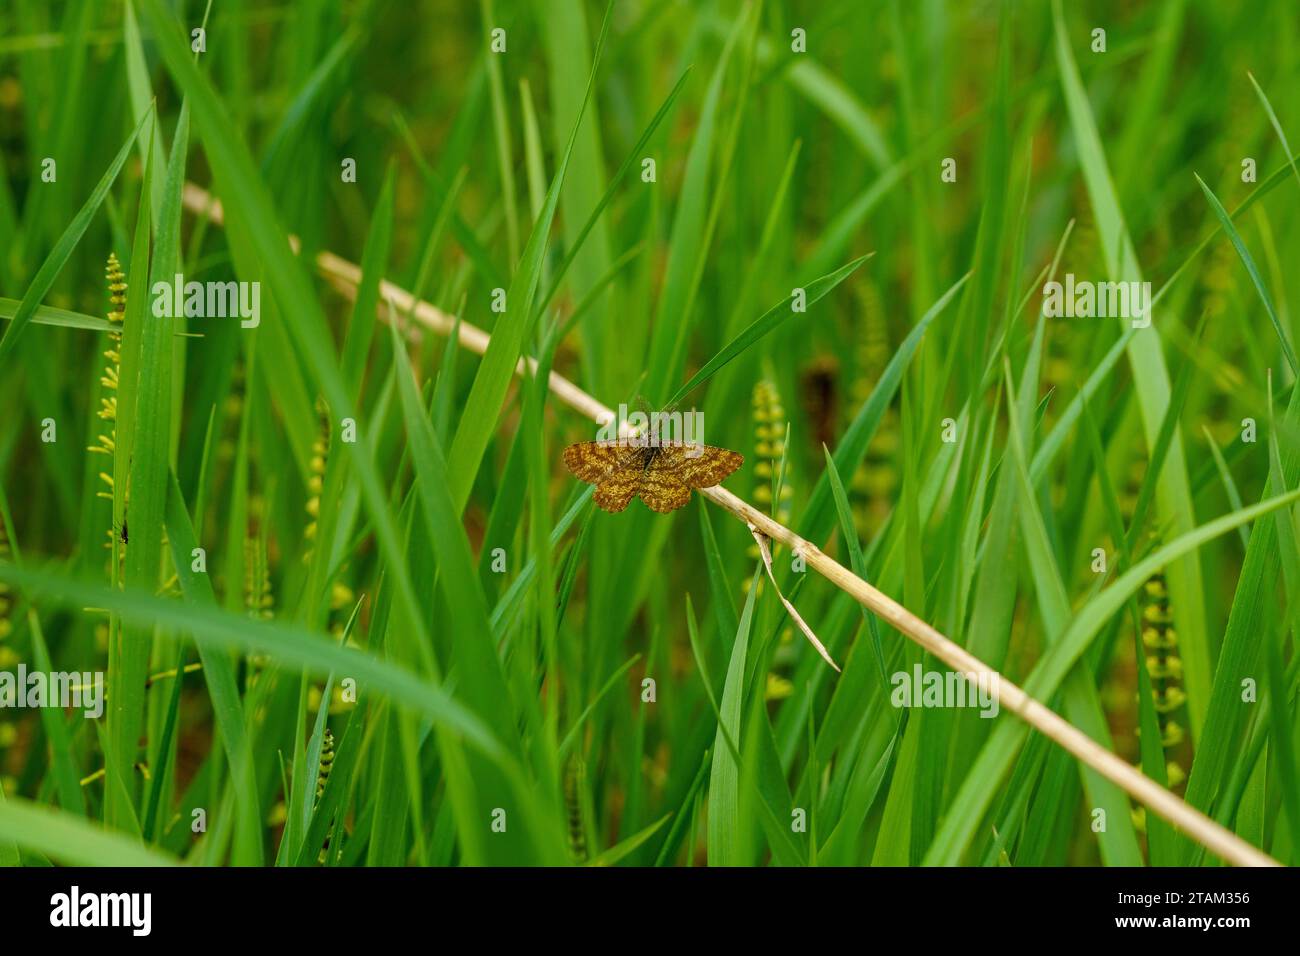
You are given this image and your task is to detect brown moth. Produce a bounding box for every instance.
[562,440,743,514]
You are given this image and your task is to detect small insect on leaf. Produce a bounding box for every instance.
[562,440,743,514]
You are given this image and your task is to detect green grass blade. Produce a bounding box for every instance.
[1052,0,1209,738]
[925,485,1300,864]
[0,797,179,867]
[1193,173,1299,377]
[0,108,149,364]
[707,565,761,866]
[665,254,871,410]
[0,298,110,332]
[445,4,612,512]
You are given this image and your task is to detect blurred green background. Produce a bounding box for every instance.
[0,0,1297,867]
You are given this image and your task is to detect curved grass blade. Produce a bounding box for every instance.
[536,68,691,317]
[1246,71,1300,194]
[665,253,871,409]
[134,0,450,720]
[445,2,613,512]
[26,609,85,816]
[707,566,761,866]
[1053,0,1209,738]
[643,14,745,405]
[799,271,967,544]
[925,486,1300,864]
[0,561,509,767]
[341,165,395,402]
[1193,172,1299,376]
[0,298,111,332]
[0,797,179,867]
[0,107,151,364]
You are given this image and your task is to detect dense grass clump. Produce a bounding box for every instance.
[0,0,1297,868]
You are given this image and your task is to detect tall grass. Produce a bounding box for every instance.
[0,0,1297,867]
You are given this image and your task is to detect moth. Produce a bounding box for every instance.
[562,439,743,514]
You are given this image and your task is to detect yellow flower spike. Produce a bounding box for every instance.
[304,399,330,561]
[244,532,274,621]
[96,254,127,575]
[765,673,794,701]
[330,581,355,610]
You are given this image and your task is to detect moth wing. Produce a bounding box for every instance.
[636,467,693,513]
[562,441,626,483]
[593,470,639,513]
[676,444,744,489]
